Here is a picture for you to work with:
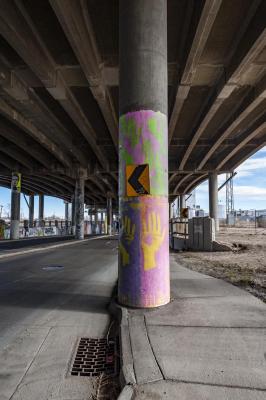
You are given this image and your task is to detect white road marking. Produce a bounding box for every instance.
[0,235,115,260]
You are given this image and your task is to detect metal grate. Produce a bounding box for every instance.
[71,338,117,377]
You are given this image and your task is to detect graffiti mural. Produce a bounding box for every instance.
[119,110,168,197]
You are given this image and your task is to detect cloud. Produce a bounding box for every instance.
[234,185,266,199]
[235,170,253,178]
[236,156,266,173]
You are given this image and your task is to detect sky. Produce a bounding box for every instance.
[195,146,266,211]
[0,193,66,219]
[0,146,266,218]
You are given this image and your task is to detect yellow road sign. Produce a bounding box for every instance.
[180,207,189,219]
[126,164,150,196]
[11,172,21,193]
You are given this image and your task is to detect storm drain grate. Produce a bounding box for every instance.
[71,338,117,377]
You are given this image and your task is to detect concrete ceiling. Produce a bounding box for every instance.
[0,0,265,205]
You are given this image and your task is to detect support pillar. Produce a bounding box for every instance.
[38,194,44,226]
[75,177,84,239]
[209,172,219,231]
[10,189,20,240]
[29,195,34,228]
[119,0,169,308]
[107,196,112,235]
[180,194,185,210]
[95,209,98,234]
[65,202,69,221]
[71,194,75,234]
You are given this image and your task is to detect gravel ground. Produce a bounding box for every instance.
[174,227,266,302]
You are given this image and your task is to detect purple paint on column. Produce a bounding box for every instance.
[119,110,170,308]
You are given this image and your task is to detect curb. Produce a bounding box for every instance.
[109,299,136,399]
[117,384,135,400]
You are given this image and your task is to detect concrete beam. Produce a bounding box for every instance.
[197,91,266,170]
[168,0,222,143]
[216,122,266,170]
[0,57,91,167]
[0,1,55,86]
[182,174,208,195]
[0,98,72,168]
[173,173,193,195]
[33,175,72,195]
[179,27,266,170]
[50,0,118,149]
[227,137,266,171]
[0,0,109,169]
[0,141,39,170]
[0,119,55,167]
[0,152,21,171]
[0,175,67,200]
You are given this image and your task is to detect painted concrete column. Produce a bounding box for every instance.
[107,196,112,235]
[10,189,20,239]
[38,194,44,226]
[75,177,84,240]
[209,172,219,231]
[29,195,34,228]
[119,0,169,308]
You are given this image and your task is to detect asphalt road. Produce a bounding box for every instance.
[0,235,79,252]
[0,236,118,400]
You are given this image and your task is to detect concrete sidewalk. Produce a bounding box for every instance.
[118,255,266,400]
[0,236,118,400]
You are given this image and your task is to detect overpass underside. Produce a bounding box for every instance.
[0,0,265,306]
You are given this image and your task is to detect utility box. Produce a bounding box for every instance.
[188,217,215,251]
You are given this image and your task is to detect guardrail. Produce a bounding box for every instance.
[170,217,189,238]
[0,219,119,239]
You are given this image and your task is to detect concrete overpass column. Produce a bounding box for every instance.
[209,172,219,231]
[107,196,112,235]
[75,177,84,240]
[10,188,20,240]
[38,194,44,226]
[180,194,186,210]
[65,202,69,222]
[119,0,169,308]
[65,201,69,230]
[29,195,34,228]
[94,209,98,234]
[71,195,75,235]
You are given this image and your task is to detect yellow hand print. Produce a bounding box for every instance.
[119,216,136,267]
[123,216,136,243]
[141,212,165,271]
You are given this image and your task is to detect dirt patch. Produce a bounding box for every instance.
[91,374,120,400]
[174,227,266,302]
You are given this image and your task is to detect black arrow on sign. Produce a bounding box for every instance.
[128,164,149,195]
